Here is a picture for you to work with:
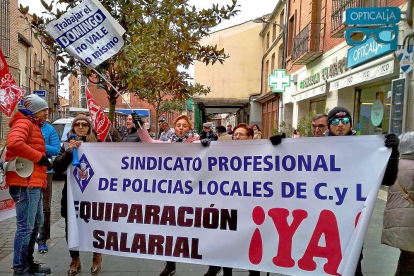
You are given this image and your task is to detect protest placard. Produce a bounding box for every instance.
[45,0,126,68]
[66,136,390,276]
[0,185,15,222]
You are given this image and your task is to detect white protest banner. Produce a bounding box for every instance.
[46,0,126,68]
[0,186,15,221]
[67,136,391,276]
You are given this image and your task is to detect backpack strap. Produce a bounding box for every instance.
[396,179,414,205]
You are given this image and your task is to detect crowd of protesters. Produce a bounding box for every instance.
[3,96,410,276]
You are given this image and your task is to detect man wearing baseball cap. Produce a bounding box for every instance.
[6,94,51,275]
[325,107,399,276]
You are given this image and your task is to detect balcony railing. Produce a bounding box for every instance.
[330,0,388,37]
[292,23,324,65]
[32,61,42,75]
[41,68,51,82]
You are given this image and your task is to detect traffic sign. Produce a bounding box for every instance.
[33,90,46,97]
[344,7,401,26]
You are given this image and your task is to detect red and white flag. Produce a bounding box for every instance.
[86,87,111,142]
[0,48,25,116]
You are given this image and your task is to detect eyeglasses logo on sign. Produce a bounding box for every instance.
[73,154,95,193]
[344,7,400,68]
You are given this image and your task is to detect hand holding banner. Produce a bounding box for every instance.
[0,48,26,116]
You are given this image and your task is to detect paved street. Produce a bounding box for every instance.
[0,181,400,275]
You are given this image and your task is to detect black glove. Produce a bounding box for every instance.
[131,111,143,128]
[37,155,51,169]
[47,160,53,171]
[269,133,286,146]
[384,133,400,158]
[201,139,211,147]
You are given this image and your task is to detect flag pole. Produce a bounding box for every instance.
[89,67,143,130]
[72,54,142,130]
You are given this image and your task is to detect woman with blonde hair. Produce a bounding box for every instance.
[53,113,102,276]
[133,114,209,276]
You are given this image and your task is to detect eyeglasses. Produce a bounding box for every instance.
[330,117,350,126]
[312,124,326,129]
[345,25,398,46]
[233,132,247,137]
[74,122,89,127]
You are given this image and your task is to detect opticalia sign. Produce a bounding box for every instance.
[347,31,396,68]
[344,7,401,26]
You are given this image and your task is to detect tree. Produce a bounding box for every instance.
[20,0,239,121]
[135,88,186,137]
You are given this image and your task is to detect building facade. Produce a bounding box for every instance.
[283,0,409,136]
[253,1,286,138]
[193,20,263,132]
[68,73,87,108]
[0,0,59,143]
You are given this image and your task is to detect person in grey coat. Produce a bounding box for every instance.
[122,115,141,142]
[382,132,414,275]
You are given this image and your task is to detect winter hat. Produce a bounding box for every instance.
[23,94,48,114]
[72,112,92,128]
[327,106,352,127]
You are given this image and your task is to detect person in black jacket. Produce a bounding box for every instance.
[324,107,399,276]
[53,113,103,276]
[122,115,141,142]
[200,123,218,141]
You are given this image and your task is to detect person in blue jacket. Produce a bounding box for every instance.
[36,120,60,253]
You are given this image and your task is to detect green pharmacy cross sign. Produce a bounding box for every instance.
[268,69,291,93]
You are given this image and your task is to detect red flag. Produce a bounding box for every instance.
[86,87,111,142]
[0,48,25,116]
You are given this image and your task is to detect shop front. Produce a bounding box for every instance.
[329,54,399,135]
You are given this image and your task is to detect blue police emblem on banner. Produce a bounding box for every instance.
[73,154,95,193]
[397,45,413,74]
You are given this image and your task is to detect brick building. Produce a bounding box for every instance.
[0,0,59,143]
[85,77,180,135]
[281,0,410,135]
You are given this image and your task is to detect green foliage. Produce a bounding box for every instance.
[272,121,294,138]
[273,110,317,138]
[297,110,317,137]
[21,0,240,120]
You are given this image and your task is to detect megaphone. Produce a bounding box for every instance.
[0,157,34,183]
[70,134,80,166]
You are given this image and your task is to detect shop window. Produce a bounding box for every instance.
[355,83,391,135]
[310,97,326,114]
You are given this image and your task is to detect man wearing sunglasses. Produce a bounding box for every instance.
[325,107,356,136]
[325,107,399,276]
